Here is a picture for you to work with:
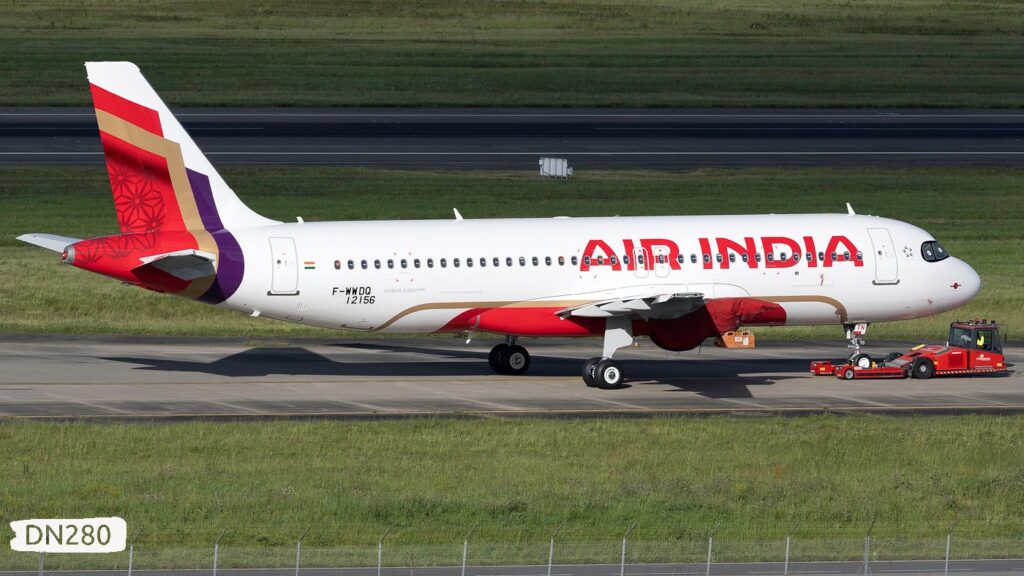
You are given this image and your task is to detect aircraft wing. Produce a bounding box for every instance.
[16,233,82,253]
[556,292,705,320]
[133,249,217,281]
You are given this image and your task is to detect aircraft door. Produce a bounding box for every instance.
[269,237,299,295]
[652,245,671,278]
[633,246,650,279]
[867,228,899,285]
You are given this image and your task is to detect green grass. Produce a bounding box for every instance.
[0,415,1023,553]
[2,166,1022,339]
[1,1,1023,107]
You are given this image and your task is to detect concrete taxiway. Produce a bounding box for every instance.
[0,336,1019,419]
[4,107,1024,169]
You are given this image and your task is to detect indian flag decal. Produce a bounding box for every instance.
[304,261,316,270]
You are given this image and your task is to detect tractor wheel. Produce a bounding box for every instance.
[842,367,856,380]
[912,357,936,380]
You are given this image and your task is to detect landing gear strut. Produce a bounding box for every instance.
[845,322,873,368]
[582,316,633,389]
[488,336,531,375]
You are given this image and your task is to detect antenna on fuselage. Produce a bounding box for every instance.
[846,202,856,215]
[453,208,464,221]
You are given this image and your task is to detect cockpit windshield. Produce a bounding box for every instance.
[921,241,949,262]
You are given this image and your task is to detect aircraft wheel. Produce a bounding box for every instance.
[503,345,531,375]
[912,357,935,380]
[582,357,601,387]
[850,353,873,369]
[595,359,625,390]
[488,343,510,374]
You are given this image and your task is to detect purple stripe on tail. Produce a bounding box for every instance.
[187,168,244,303]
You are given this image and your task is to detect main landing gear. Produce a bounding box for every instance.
[582,316,634,390]
[487,317,634,389]
[488,336,531,375]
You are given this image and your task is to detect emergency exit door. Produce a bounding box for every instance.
[867,228,899,285]
[269,237,299,295]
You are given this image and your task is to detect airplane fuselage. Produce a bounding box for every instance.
[223,213,979,341]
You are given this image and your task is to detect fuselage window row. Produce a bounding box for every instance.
[334,251,864,272]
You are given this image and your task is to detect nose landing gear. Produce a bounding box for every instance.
[846,322,873,368]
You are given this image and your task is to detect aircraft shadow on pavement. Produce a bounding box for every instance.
[101,344,812,398]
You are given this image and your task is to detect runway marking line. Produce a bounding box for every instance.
[6,151,1024,156]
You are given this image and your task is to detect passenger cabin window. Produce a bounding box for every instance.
[532,257,539,266]
[766,253,774,262]
[571,256,579,266]
[440,258,448,268]
[583,256,591,266]
[716,254,723,263]
[545,256,552,266]
[623,255,630,265]
[414,259,421,268]
[558,256,565,266]
[374,259,381,269]
[479,258,486,267]
[690,254,697,264]
[360,260,367,269]
[388,259,394,269]
[427,258,434,268]
[347,260,355,270]
[401,259,408,269]
[520,257,527,266]
[334,260,341,270]
[454,258,460,267]
[755,253,762,262]
[494,257,500,267]
[703,254,710,264]
[728,254,735,263]
[856,251,863,261]
[506,257,513,266]
[466,258,473,268]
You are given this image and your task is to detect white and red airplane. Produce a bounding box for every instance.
[19,62,981,388]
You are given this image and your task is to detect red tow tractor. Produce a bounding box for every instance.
[812,320,1009,380]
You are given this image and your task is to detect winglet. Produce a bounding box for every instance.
[846,202,856,215]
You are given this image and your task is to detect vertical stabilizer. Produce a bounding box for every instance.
[85,62,277,233]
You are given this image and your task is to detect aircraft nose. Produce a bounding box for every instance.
[951,258,981,303]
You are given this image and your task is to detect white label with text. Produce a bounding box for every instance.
[10,518,127,553]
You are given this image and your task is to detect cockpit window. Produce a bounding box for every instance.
[921,241,949,263]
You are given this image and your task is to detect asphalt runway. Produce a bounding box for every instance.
[3,559,1023,576]
[4,108,1024,169]
[0,335,1020,419]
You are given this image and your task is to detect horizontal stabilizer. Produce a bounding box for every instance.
[133,249,217,281]
[16,233,82,253]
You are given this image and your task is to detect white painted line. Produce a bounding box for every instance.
[7,112,1024,119]
[5,151,1024,156]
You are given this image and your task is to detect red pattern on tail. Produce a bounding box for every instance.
[99,132,187,234]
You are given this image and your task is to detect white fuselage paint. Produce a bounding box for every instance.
[218,213,980,336]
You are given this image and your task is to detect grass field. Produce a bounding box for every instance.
[1,1,1023,107]
[2,166,1022,340]
[1,415,1023,548]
